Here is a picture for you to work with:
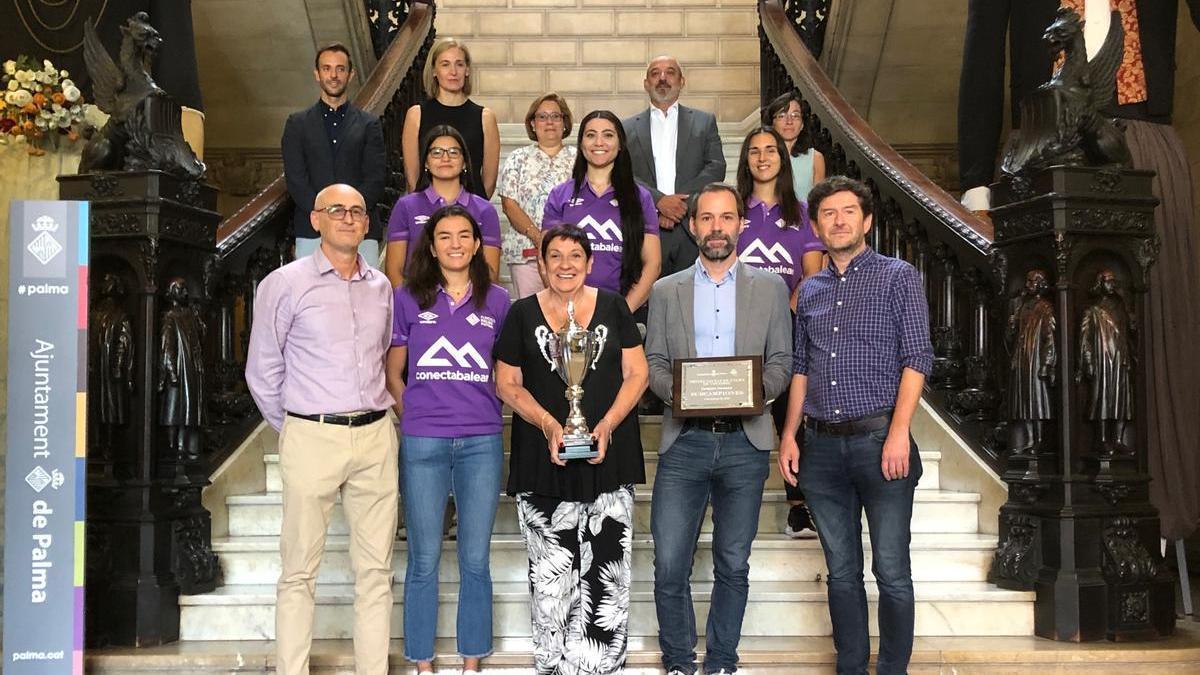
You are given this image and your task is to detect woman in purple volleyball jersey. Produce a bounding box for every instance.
[735,126,826,540]
[385,125,501,288]
[542,110,661,315]
[385,204,510,675]
[735,126,825,310]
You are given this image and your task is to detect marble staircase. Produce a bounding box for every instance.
[181,405,1034,645]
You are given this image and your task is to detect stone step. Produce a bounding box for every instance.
[178,580,1034,641]
[213,532,997,586]
[226,488,979,538]
[87,628,1200,674]
[262,448,944,493]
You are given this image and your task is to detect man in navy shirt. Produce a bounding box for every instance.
[282,43,386,266]
[778,176,933,675]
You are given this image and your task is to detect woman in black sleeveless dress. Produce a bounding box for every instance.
[402,37,500,198]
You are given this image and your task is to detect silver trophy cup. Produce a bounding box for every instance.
[551,301,600,460]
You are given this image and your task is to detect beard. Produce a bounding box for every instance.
[699,234,736,261]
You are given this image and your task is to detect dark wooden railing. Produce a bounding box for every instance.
[201,0,436,472]
[760,0,1174,641]
[759,0,1006,474]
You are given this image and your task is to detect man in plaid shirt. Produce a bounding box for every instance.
[778,175,933,675]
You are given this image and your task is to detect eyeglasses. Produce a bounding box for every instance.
[316,204,368,221]
[534,112,564,123]
[428,147,463,159]
[773,111,804,121]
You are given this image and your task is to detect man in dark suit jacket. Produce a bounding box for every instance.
[623,56,727,279]
[282,43,387,265]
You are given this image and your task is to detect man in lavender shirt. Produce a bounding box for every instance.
[246,183,398,675]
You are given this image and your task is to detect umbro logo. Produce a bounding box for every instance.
[740,239,794,265]
[567,198,586,207]
[578,215,623,241]
[414,215,430,227]
[418,311,438,325]
[417,336,487,369]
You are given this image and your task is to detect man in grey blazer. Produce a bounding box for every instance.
[282,43,386,266]
[623,56,727,280]
[644,183,793,675]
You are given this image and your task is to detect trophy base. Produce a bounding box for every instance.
[559,433,598,461]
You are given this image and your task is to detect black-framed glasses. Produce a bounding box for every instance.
[535,112,564,123]
[428,147,463,159]
[316,204,369,221]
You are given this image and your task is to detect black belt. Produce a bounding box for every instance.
[686,416,743,433]
[287,410,387,427]
[805,410,892,437]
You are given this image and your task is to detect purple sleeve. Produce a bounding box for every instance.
[387,195,410,243]
[391,287,412,347]
[475,197,502,247]
[489,285,512,349]
[542,181,569,230]
[639,186,660,236]
[798,214,825,254]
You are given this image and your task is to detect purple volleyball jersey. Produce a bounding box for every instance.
[737,196,824,292]
[541,180,659,294]
[386,186,501,273]
[392,283,511,437]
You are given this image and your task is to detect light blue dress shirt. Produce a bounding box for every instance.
[693,260,737,358]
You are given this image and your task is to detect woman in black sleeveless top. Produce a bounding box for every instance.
[403,37,500,198]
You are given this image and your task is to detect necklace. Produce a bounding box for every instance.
[14,0,109,53]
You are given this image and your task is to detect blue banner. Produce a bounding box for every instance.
[3,200,88,673]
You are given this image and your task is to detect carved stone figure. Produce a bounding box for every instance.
[158,277,206,467]
[1001,8,1131,177]
[91,273,135,467]
[1077,270,1134,455]
[80,12,206,179]
[1006,269,1058,452]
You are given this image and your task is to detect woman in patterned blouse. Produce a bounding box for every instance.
[496,93,578,298]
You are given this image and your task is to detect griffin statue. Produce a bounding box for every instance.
[79,12,206,179]
[1001,8,1131,177]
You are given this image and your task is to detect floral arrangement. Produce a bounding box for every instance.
[2,55,90,155]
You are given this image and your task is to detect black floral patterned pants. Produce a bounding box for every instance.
[516,486,634,675]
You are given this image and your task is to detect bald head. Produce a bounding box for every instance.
[310,183,368,253]
[644,55,684,110]
[314,183,366,211]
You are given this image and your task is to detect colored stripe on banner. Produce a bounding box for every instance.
[75,392,87,458]
[74,458,86,521]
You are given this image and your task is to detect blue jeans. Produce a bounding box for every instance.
[799,426,922,675]
[651,427,770,674]
[400,433,503,662]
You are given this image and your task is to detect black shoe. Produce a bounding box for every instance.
[783,503,818,539]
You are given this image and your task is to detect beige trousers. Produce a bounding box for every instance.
[275,415,399,675]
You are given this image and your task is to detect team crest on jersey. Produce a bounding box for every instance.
[466,312,496,329]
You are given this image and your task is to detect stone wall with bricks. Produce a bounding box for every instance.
[434,0,762,123]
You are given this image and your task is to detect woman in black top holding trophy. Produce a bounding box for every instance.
[495,224,648,674]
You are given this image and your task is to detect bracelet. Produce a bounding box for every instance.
[539,411,551,438]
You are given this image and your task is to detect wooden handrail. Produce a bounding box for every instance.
[759,0,994,251]
[760,0,1012,474]
[213,0,434,251]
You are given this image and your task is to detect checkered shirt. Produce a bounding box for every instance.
[793,247,933,421]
